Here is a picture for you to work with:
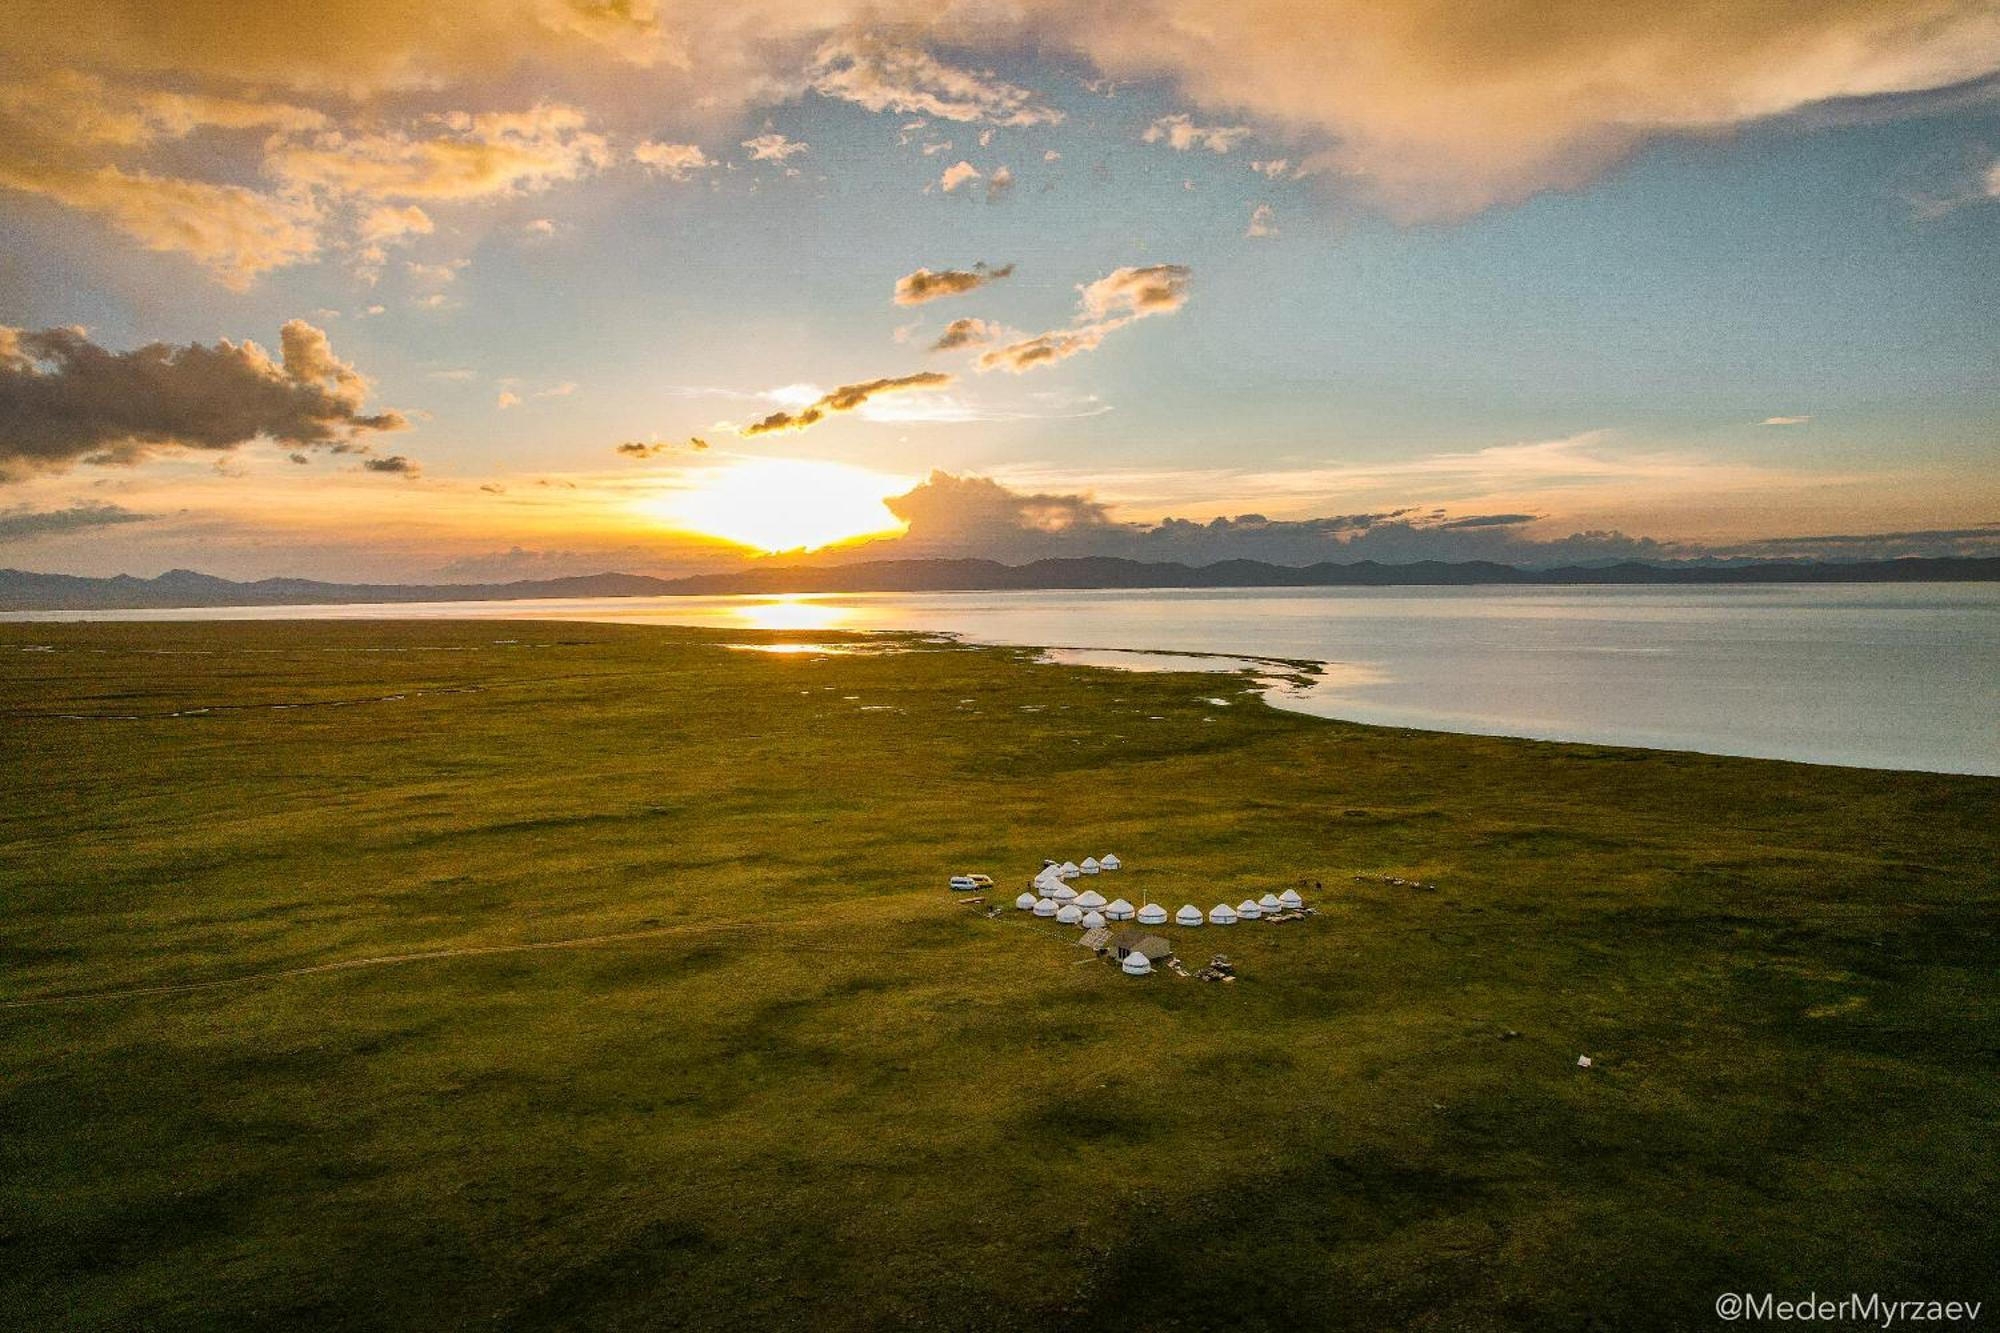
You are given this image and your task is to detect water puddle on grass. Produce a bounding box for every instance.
[1031,646,1380,713]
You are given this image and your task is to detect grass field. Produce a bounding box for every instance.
[1,619,1994,1331]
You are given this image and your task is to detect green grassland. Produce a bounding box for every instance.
[1,619,1994,1331]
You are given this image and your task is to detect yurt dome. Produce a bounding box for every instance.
[1237,898,1264,920]
[1105,898,1136,921]
[1209,903,1238,925]
[1121,950,1153,975]
[1058,861,1081,879]
[1176,904,1204,927]
[1015,891,1038,910]
[1051,884,1079,904]
[1056,903,1083,924]
[1033,897,1059,917]
[1080,857,1101,874]
[1074,888,1108,911]
[1279,888,1304,910]
[1100,854,1122,871]
[1259,893,1284,914]
[1080,910,1106,930]
[1136,903,1168,926]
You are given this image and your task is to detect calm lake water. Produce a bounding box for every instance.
[12,584,1997,775]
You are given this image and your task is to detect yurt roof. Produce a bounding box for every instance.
[1279,888,1304,906]
[1121,952,1152,974]
[1015,891,1038,908]
[1100,853,1122,867]
[1210,904,1237,921]
[1080,910,1106,929]
[1107,898,1134,913]
[1033,898,1058,915]
[1074,888,1107,909]
[1056,904,1083,923]
[1136,904,1167,924]
[1175,905,1204,924]
[1238,899,1263,913]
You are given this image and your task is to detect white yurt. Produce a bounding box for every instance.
[1033,897,1059,917]
[1259,892,1284,915]
[1209,903,1238,925]
[1080,910,1106,930]
[1080,856,1101,875]
[1074,888,1108,911]
[1237,898,1264,920]
[1176,904,1204,927]
[1121,950,1153,976]
[1059,861,1082,879]
[1136,903,1169,926]
[1279,888,1305,910]
[1015,891,1038,910]
[1100,854,1122,871]
[1105,898,1136,922]
[1056,903,1084,924]
[1051,884,1079,904]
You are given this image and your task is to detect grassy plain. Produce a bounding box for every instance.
[0,619,1994,1331]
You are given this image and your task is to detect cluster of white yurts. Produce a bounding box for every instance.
[1013,856,1306,936]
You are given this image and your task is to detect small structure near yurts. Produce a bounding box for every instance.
[1056,903,1083,925]
[1258,892,1284,915]
[1080,856,1101,875]
[1209,903,1238,925]
[1279,888,1304,911]
[949,875,979,891]
[1080,909,1106,930]
[1196,954,1236,982]
[1175,904,1204,927]
[1136,903,1168,926]
[1121,950,1153,976]
[1014,891,1038,911]
[1100,854,1122,871]
[1108,929,1174,967]
[1058,861,1082,879]
[1078,925,1111,952]
[1033,897,1058,917]
[1105,898,1136,922]
[1236,898,1264,921]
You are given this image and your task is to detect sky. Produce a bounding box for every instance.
[0,1,1997,580]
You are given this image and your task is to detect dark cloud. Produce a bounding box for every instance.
[0,319,405,480]
[741,372,951,435]
[0,500,155,542]
[616,436,708,457]
[361,454,419,477]
[931,318,998,352]
[1435,512,1538,529]
[1724,525,2000,560]
[865,471,1672,566]
[893,262,1013,305]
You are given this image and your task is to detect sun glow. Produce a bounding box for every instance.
[642,458,912,554]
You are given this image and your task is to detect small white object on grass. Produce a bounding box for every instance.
[1577,1056,1593,1069]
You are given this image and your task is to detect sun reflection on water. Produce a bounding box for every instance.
[733,596,852,632]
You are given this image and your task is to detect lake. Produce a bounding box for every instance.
[10,583,1996,775]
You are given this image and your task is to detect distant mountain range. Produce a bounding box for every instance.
[1,555,1994,611]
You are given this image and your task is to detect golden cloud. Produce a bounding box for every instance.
[740,371,953,435]
[893,262,1014,304]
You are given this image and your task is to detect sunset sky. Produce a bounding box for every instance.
[1,2,1996,580]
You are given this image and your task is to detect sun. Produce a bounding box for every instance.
[641,458,912,554]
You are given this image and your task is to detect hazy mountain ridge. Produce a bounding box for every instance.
[2,556,1995,611]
